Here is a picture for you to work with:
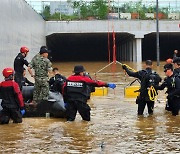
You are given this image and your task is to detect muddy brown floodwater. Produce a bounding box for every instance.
[0,61,179,153]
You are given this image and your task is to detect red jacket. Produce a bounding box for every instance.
[0,80,24,108]
[62,74,107,95]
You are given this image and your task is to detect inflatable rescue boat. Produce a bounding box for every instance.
[0,86,66,118]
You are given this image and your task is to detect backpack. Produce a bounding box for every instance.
[140,70,161,101]
[142,70,161,88]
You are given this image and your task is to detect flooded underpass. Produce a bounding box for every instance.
[47,32,180,62]
[0,61,179,153]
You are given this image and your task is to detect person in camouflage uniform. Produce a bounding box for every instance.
[28,46,52,105]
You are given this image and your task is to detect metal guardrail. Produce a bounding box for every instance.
[25,0,180,20]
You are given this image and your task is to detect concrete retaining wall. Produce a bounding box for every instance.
[46,20,180,37]
[0,0,46,80]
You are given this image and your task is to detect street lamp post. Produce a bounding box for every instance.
[59,0,62,20]
[156,0,160,66]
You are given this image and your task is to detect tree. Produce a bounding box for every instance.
[80,2,89,19]
[92,0,108,19]
[73,0,108,20]
[41,5,51,20]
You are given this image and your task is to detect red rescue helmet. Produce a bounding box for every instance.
[2,67,14,78]
[166,58,173,64]
[20,46,29,53]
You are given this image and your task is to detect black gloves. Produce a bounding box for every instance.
[122,64,127,70]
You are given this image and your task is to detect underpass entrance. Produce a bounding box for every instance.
[143,32,180,60]
[47,32,180,62]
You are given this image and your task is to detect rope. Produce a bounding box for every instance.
[123,64,137,72]
[148,86,158,101]
[95,61,114,75]
[95,62,136,74]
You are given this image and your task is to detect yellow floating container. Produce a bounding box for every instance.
[91,87,108,96]
[124,85,140,98]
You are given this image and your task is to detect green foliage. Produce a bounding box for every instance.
[91,0,108,19]
[119,0,169,14]
[41,5,51,20]
[72,1,80,9]
[118,0,169,19]
[80,2,89,18]
[146,6,156,13]
[41,0,108,20]
[159,7,169,15]
[41,0,170,20]
[41,4,80,21]
[73,0,108,19]
[119,2,134,13]
[50,13,80,21]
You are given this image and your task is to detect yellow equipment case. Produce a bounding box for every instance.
[91,87,108,96]
[124,79,140,98]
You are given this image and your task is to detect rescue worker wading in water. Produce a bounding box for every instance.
[63,65,116,121]
[173,56,180,76]
[122,60,162,116]
[0,68,25,124]
[155,64,180,116]
[49,67,66,94]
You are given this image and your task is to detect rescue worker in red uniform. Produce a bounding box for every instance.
[14,46,30,90]
[63,65,116,121]
[0,68,25,124]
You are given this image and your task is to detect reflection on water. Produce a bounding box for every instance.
[0,61,179,153]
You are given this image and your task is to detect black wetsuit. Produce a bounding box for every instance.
[49,74,66,93]
[156,75,175,111]
[14,53,29,90]
[157,74,180,116]
[174,68,180,76]
[124,67,161,115]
